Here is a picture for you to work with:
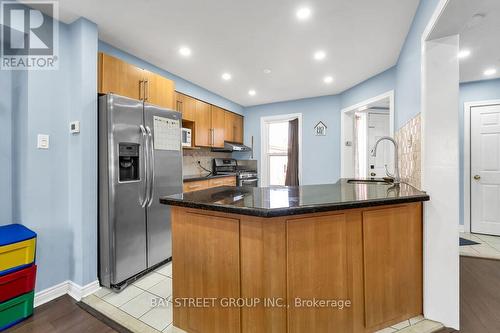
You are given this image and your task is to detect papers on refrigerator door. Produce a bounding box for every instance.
[153,116,181,151]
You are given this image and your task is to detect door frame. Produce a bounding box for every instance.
[260,113,303,186]
[463,99,500,233]
[340,90,395,178]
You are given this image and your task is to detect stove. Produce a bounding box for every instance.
[213,158,259,187]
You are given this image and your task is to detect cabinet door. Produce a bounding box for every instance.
[211,106,225,148]
[234,114,244,144]
[144,70,175,109]
[175,92,196,122]
[362,204,422,329]
[194,100,212,147]
[172,210,240,333]
[224,111,235,142]
[98,53,143,100]
[287,212,364,333]
[183,180,209,193]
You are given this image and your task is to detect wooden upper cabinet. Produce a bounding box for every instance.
[194,100,212,147]
[98,53,143,100]
[144,70,175,109]
[175,92,196,122]
[224,111,244,144]
[211,106,226,148]
[234,114,244,144]
[98,52,175,109]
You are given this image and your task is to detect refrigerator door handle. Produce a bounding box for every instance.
[140,125,149,207]
[146,126,155,207]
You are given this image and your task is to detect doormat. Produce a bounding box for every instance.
[460,237,479,246]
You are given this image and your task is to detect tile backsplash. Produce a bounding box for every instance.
[183,148,232,177]
[395,113,421,189]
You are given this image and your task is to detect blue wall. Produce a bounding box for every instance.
[243,95,342,185]
[395,0,440,128]
[459,78,500,225]
[0,50,12,226]
[98,42,244,115]
[340,67,396,109]
[8,18,98,291]
[241,67,396,185]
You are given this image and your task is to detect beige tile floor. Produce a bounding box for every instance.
[460,232,500,259]
[83,261,181,333]
[83,261,442,333]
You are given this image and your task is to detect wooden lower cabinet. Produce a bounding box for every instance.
[184,176,237,193]
[171,203,423,333]
[172,210,240,333]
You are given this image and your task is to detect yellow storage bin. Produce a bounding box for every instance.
[0,224,37,276]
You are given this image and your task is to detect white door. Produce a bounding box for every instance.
[367,113,390,178]
[471,104,500,235]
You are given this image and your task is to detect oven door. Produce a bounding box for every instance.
[239,178,258,187]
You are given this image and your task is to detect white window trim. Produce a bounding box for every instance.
[260,113,303,187]
[463,99,500,233]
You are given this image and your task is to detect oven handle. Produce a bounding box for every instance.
[241,179,258,183]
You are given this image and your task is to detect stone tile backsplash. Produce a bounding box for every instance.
[183,148,232,177]
[395,113,421,189]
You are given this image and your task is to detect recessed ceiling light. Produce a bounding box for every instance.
[296,7,311,20]
[178,46,191,57]
[248,90,256,96]
[323,76,333,84]
[484,68,497,76]
[314,50,326,61]
[458,49,471,59]
[263,69,272,74]
[222,72,232,81]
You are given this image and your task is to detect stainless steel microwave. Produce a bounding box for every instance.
[182,128,192,147]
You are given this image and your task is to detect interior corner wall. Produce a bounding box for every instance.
[0,54,12,226]
[68,18,99,286]
[395,0,440,129]
[97,41,244,115]
[10,16,99,292]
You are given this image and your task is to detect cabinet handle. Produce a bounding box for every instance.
[474,175,481,180]
[144,80,149,101]
[139,80,144,100]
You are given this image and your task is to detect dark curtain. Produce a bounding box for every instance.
[285,118,299,186]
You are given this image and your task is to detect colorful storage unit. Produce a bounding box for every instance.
[0,224,37,331]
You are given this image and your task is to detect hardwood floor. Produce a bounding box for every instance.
[5,295,119,333]
[460,256,500,333]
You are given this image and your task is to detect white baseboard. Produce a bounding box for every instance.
[458,225,465,233]
[35,280,100,308]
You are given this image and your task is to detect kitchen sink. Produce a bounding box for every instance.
[347,179,393,185]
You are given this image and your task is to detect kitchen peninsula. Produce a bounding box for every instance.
[160,180,429,333]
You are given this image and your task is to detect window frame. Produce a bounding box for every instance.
[260,113,303,186]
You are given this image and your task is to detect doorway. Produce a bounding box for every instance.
[464,100,500,236]
[340,91,395,178]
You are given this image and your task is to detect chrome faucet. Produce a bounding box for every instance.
[370,136,400,185]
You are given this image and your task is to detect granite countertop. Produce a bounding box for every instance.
[183,174,237,182]
[160,179,430,217]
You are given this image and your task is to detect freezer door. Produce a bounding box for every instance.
[99,94,148,287]
[144,103,183,266]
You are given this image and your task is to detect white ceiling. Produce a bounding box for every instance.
[54,0,419,106]
[430,0,500,83]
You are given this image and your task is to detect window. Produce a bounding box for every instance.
[261,114,302,186]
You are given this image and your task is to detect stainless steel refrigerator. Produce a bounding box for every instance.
[98,94,182,290]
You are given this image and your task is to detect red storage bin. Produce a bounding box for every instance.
[0,265,36,303]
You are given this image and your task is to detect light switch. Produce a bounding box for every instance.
[37,134,49,149]
[70,121,80,134]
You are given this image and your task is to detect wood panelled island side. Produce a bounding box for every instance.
[160,180,429,333]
